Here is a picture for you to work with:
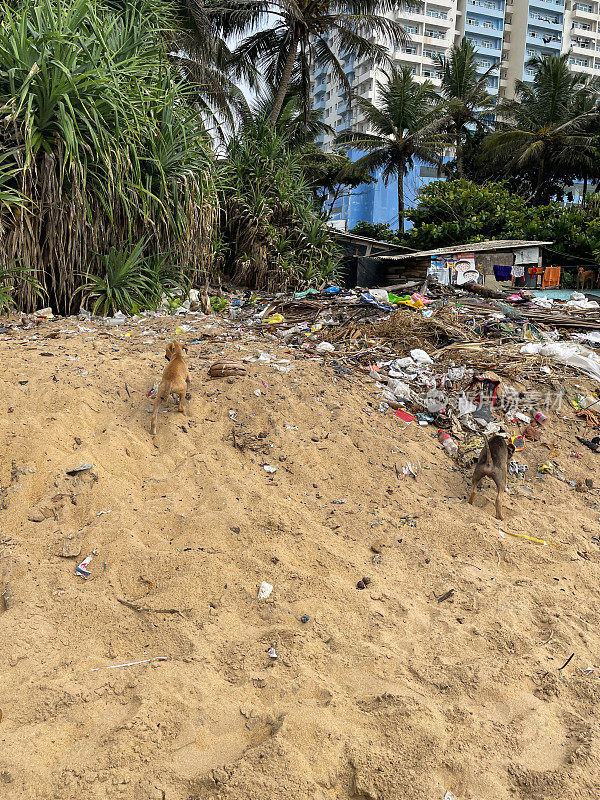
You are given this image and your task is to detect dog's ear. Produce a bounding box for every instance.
[507,442,516,457]
[182,344,188,353]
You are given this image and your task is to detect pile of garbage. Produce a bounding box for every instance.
[4,278,600,467]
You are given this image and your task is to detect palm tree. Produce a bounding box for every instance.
[167,1,257,137]
[433,37,497,177]
[204,0,407,125]
[483,53,600,203]
[335,66,443,231]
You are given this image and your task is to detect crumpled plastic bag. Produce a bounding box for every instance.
[410,348,433,364]
[530,342,600,383]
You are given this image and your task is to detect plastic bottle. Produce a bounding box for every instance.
[437,429,458,457]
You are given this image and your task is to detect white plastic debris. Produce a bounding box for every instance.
[257,581,273,600]
[515,412,531,424]
[267,646,278,659]
[316,341,335,353]
[263,465,277,474]
[539,342,600,382]
[443,792,459,800]
[410,348,433,364]
[75,553,93,578]
[386,378,412,401]
[520,342,542,354]
[91,656,167,672]
[367,288,389,303]
[391,356,415,370]
[457,396,477,417]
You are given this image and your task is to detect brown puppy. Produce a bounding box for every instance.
[468,435,515,520]
[577,267,596,292]
[150,341,189,436]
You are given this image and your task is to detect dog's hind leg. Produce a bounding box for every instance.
[495,473,506,520]
[468,474,482,506]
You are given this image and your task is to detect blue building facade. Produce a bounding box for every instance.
[314,0,588,229]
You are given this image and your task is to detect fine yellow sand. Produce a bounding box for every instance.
[0,313,599,800]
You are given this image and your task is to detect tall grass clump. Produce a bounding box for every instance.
[0,0,217,313]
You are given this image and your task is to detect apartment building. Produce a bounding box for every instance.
[562,0,600,75]
[312,0,595,227]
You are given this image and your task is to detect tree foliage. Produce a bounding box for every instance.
[484,53,600,203]
[402,179,600,261]
[218,115,340,289]
[0,0,217,313]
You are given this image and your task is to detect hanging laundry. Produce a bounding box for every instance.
[542,266,561,288]
[493,264,512,281]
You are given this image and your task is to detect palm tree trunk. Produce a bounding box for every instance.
[269,29,300,125]
[397,169,405,233]
[583,174,588,206]
[534,154,546,204]
[456,131,463,178]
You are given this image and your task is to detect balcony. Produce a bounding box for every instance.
[571,39,596,54]
[396,49,423,62]
[529,0,566,13]
[466,35,503,55]
[528,15,563,33]
[425,10,453,27]
[466,1,505,20]
[402,5,423,17]
[526,30,561,49]
[465,19,503,38]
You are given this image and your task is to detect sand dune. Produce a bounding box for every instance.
[0,313,599,800]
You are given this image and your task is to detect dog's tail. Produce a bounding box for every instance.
[482,434,493,470]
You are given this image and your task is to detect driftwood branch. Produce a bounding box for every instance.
[117,597,190,617]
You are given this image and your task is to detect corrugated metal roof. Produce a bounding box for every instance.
[377,239,553,262]
[331,230,415,252]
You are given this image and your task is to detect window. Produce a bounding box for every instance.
[530,12,559,24]
[528,30,561,42]
[574,3,592,11]
[466,17,478,25]
[468,37,497,49]
[573,22,592,30]
[426,10,448,19]
[482,20,494,28]
[425,28,446,38]
[420,166,439,178]
[403,24,418,33]
[402,46,418,54]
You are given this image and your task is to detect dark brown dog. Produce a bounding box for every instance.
[468,435,515,520]
[577,267,596,292]
[150,341,189,435]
